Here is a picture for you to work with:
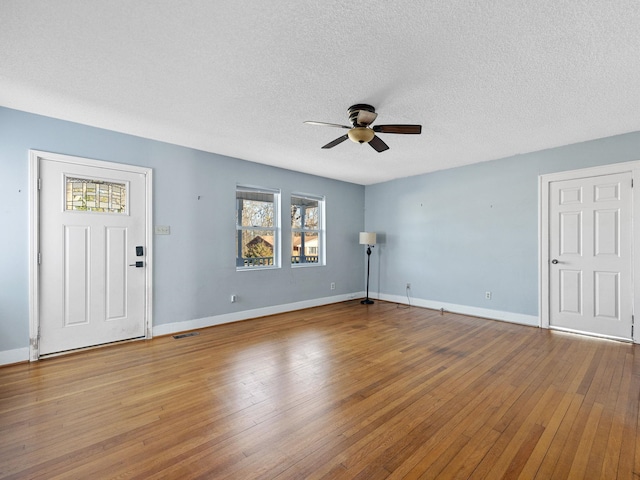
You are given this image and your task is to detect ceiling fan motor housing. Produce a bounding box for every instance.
[348,104,375,126]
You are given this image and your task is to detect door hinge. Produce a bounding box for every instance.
[38,178,42,190]
[632,315,635,337]
[38,252,41,265]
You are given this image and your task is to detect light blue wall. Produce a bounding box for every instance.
[365,132,640,318]
[3,104,639,358]
[0,107,365,355]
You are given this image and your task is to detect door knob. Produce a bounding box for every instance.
[129,261,144,267]
[551,259,559,264]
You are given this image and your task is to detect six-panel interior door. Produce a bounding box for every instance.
[39,158,147,356]
[549,172,632,340]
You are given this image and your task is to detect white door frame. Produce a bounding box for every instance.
[539,160,640,343]
[29,150,153,360]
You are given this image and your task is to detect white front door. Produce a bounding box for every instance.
[36,154,150,356]
[548,171,633,340]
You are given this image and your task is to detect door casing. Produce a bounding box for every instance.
[540,160,640,343]
[29,150,153,360]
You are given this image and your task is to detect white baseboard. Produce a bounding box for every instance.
[0,347,29,366]
[376,293,540,327]
[0,294,364,366]
[152,292,364,337]
[1,292,538,366]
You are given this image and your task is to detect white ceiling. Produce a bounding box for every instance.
[2,1,640,185]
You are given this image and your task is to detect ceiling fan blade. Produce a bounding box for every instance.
[322,134,349,149]
[369,135,390,152]
[305,121,351,129]
[356,110,378,126]
[373,124,422,134]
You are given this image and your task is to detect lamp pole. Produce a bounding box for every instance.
[361,244,374,305]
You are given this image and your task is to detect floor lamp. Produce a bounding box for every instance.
[359,232,376,305]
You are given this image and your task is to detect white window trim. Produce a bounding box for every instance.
[291,192,325,267]
[236,185,281,271]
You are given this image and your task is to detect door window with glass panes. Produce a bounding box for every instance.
[236,186,280,269]
[291,193,324,266]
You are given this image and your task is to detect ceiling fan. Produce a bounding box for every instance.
[304,104,422,152]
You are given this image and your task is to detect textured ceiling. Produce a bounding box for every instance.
[2,1,640,185]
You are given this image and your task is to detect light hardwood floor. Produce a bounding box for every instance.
[1,301,639,479]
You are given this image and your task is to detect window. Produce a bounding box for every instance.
[291,193,325,266]
[65,177,127,213]
[236,186,280,269]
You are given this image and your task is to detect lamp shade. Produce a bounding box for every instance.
[359,232,377,245]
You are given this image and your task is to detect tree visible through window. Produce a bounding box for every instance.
[236,186,280,269]
[291,193,324,266]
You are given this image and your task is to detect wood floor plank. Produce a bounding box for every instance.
[568,400,605,478]
[516,389,575,479]
[612,351,637,477]
[586,346,625,477]
[1,300,639,479]
[534,392,586,479]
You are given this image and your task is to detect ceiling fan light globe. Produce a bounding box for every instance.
[348,127,375,144]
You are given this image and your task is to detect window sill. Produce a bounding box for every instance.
[291,263,325,268]
[236,265,281,272]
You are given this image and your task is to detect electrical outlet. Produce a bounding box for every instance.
[406,283,411,289]
[330,282,336,290]
[485,291,491,300]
